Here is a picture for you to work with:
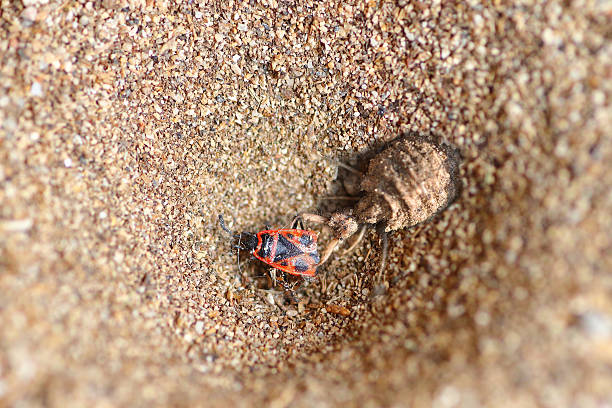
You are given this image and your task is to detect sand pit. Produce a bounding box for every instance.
[1,1,611,406]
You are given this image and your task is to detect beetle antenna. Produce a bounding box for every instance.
[219,214,233,234]
[219,215,243,274]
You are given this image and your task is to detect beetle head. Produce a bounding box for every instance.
[237,232,258,251]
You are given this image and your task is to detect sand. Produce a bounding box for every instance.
[1,0,611,407]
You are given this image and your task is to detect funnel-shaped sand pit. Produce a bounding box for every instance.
[1,1,611,406]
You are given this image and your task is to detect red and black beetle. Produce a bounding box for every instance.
[218,215,320,278]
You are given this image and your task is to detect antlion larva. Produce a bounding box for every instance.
[301,133,461,272]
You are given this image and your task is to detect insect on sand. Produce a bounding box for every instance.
[300,133,461,273]
[218,215,320,284]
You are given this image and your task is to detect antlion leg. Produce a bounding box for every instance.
[298,213,336,266]
[376,224,389,274]
[299,211,360,267]
[318,238,340,266]
[298,213,329,225]
[343,225,367,255]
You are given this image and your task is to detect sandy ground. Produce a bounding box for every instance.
[1,0,611,407]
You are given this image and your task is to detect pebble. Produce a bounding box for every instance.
[30,82,43,97]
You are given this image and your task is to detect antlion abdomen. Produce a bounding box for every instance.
[356,134,461,232]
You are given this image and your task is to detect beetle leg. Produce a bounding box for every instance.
[274,272,298,304]
[268,268,278,288]
[237,234,242,274]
